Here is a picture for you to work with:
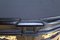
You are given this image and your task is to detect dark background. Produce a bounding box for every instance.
[0,0,60,19]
